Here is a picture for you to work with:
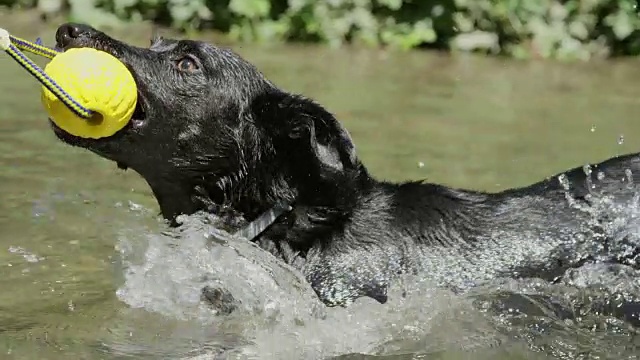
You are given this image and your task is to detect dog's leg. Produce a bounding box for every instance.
[304,255,392,307]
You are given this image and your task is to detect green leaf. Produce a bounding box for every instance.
[377,0,402,11]
[605,10,634,40]
[229,0,270,18]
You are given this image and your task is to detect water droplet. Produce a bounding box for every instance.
[625,168,634,189]
[557,174,570,190]
[583,165,596,192]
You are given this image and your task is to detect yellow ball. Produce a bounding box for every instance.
[41,48,137,139]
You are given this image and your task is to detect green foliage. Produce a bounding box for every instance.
[3,0,639,59]
[454,0,640,59]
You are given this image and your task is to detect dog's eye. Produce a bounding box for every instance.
[176,56,199,73]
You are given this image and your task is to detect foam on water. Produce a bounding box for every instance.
[114,212,324,322]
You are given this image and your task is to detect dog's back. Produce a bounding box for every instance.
[297,153,640,306]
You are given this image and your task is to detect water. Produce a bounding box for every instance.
[2,10,640,360]
[108,213,490,359]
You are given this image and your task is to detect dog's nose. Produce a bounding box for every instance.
[55,23,95,47]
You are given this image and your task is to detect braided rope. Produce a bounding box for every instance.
[9,35,59,59]
[0,28,94,120]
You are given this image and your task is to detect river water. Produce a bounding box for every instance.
[1,12,640,360]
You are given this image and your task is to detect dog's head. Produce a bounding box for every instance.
[52,23,363,222]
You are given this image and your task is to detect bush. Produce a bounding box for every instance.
[454,0,640,60]
[4,0,640,59]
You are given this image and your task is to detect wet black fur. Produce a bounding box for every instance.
[52,24,640,313]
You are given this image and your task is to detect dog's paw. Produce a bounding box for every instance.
[201,285,238,315]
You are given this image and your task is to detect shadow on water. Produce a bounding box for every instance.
[1,10,640,360]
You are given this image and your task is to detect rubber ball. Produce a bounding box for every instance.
[41,47,137,139]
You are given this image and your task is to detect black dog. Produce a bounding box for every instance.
[51,23,640,310]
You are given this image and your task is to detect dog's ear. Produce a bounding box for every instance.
[253,91,358,177]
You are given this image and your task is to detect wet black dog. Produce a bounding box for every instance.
[51,23,640,312]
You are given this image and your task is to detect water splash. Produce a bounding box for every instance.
[104,212,505,359]
[114,213,323,322]
[101,168,640,359]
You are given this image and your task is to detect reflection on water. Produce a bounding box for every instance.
[1,13,640,360]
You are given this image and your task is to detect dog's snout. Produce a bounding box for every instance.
[55,23,96,47]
